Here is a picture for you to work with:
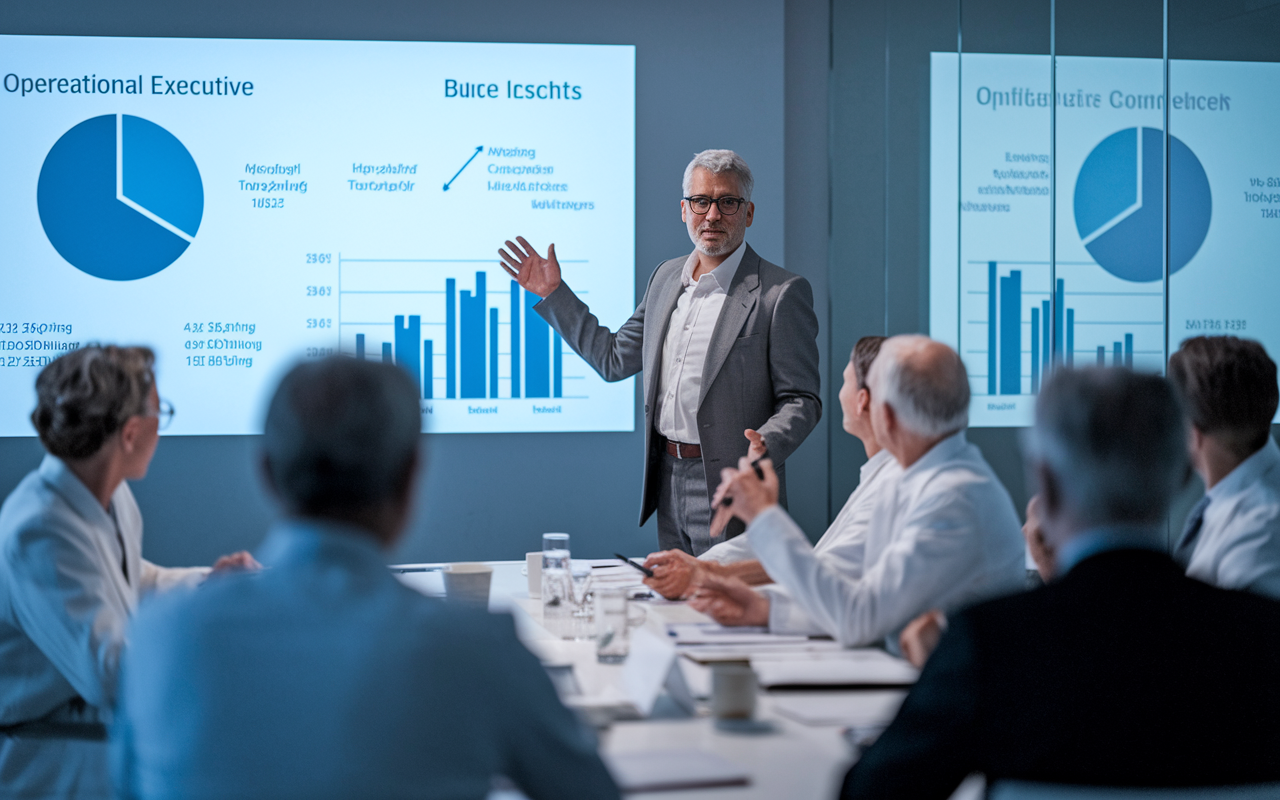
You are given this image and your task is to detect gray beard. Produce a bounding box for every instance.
[691,229,745,258]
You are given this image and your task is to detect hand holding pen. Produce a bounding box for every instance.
[709,450,780,538]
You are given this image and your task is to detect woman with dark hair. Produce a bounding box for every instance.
[0,345,256,798]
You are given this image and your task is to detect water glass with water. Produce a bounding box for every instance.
[541,533,571,634]
[595,588,630,663]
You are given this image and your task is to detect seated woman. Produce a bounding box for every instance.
[0,345,256,799]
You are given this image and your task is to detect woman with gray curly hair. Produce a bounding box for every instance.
[0,345,257,799]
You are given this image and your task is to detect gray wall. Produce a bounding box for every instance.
[0,0,836,565]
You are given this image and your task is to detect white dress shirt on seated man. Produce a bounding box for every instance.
[654,240,745,443]
[749,431,1026,648]
[699,448,900,573]
[112,520,619,800]
[1185,436,1280,598]
[0,455,207,798]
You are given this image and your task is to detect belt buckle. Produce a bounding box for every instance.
[676,442,686,458]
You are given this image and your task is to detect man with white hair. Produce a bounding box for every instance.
[690,335,1025,649]
[498,150,820,555]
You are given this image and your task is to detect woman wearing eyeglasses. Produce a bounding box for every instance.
[0,344,257,799]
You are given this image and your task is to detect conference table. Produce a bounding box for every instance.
[393,560,985,800]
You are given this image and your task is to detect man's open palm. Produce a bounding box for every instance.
[498,236,562,298]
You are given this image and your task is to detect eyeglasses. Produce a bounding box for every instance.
[146,400,176,430]
[683,195,746,216]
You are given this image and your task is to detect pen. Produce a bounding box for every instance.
[720,448,769,508]
[613,553,655,578]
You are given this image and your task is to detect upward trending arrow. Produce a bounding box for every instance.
[443,146,484,191]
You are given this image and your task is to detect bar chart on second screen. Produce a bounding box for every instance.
[335,255,625,433]
[963,260,1164,398]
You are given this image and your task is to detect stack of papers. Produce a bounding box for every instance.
[751,649,919,688]
[605,750,751,793]
[668,623,810,646]
[769,689,908,726]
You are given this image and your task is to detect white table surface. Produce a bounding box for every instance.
[393,560,972,800]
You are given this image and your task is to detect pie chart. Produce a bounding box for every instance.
[1073,126,1211,283]
[37,114,203,281]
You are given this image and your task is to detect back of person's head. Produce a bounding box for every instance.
[263,356,421,523]
[1027,367,1188,527]
[852,336,887,390]
[31,344,155,460]
[869,335,969,437]
[1168,336,1278,459]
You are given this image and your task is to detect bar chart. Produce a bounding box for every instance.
[965,260,1162,398]
[337,255,629,433]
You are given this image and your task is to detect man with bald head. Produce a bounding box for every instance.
[691,335,1025,649]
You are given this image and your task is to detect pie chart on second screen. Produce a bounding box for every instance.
[37,114,204,281]
[1073,126,1211,283]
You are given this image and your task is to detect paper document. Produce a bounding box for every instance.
[668,623,810,646]
[752,649,919,688]
[769,690,908,726]
[604,750,751,793]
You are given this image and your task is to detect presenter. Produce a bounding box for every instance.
[499,150,821,554]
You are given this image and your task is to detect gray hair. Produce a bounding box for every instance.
[1023,368,1188,526]
[263,356,422,516]
[869,335,969,437]
[32,344,155,460]
[682,150,754,201]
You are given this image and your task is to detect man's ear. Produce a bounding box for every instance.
[856,388,872,417]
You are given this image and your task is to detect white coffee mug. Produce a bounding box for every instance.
[443,563,493,608]
[526,552,542,598]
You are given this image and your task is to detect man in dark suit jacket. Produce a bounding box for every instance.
[842,367,1280,798]
[499,150,820,555]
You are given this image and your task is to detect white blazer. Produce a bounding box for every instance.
[0,455,206,799]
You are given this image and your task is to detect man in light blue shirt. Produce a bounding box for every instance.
[1169,336,1280,598]
[112,357,619,800]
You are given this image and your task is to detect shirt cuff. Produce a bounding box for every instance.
[760,585,825,636]
[700,536,755,564]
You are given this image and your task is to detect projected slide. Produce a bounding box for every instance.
[930,53,1280,426]
[0,35,636,435]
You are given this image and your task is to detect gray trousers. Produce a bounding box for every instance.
[655,451,722,556]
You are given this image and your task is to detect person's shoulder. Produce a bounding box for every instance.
[0,471,88,564]
[749,248,810,289]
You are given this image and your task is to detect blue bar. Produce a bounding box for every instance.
[423,341,433,399]
[1097,345,1106,366]
[381,342,392,363]
[355,333,365,360]
[394,315,421,393]
[553,332,563,398]
[987,262,998,396]
[1031,306,1041,393]
[1125,333,1134,367]
[446,278,456,399]
[525,289,550,398]
[1041,301,1051,378]
[460,272,486,399]
[999,271,1021,395]
[1053,278,1065,364]
[510,280,521,399]
[1114,341,1123,365]
[1066,309,1075,367]
[490,308,499,399]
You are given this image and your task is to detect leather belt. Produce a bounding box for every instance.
[661,436,702,459]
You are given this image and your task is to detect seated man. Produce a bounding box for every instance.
[642,336,897,598]
[690,335,1025,648]
[1168,335,1280,597]
[112,357,618,800]
[842,368,1280,798]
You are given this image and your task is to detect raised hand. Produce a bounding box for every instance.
[744,429,767,462]
[498,236,562,298]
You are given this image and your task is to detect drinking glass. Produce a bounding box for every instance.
[595,588,630,663]
[541,533,571,636]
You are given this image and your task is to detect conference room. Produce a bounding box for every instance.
[3,0,1280,798]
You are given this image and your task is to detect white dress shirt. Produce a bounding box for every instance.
[654,241,747,443]
[0,455,206,799]
[1186,437,1280,599]
[750,431,1026,648]
[699,448,900,570]
[113,521,619,800]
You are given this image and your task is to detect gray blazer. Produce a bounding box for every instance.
[536,244,822,534]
